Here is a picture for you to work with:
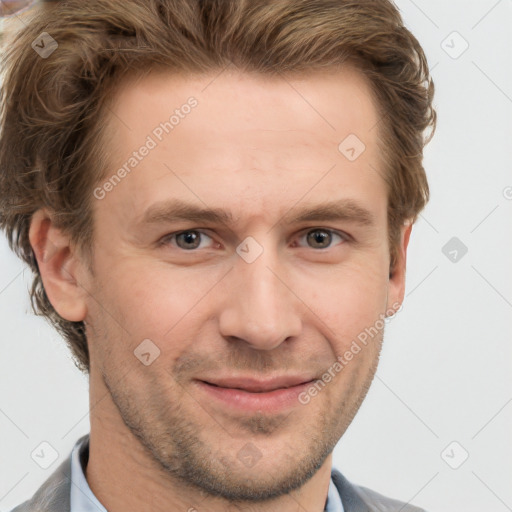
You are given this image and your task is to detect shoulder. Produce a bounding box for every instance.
[331,468,428,512]
[8,457,71,512]
[8,435,89,512]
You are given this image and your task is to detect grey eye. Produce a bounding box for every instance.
[307,230,332,249]
[175,231,202,250]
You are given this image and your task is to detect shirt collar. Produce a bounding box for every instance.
[70,435,106,512]
[325,475,345,512]
[70,435,344,512]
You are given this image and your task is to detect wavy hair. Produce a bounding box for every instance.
[0,0,436,374]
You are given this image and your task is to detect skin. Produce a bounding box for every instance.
[29,66,411,512]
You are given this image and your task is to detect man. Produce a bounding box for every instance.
[0,0,436,511]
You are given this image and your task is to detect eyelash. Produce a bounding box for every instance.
[158,228,350,251]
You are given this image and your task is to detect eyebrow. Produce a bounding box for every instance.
[290,201,375,226]
[140,199,234,226]
[138,198,375,228]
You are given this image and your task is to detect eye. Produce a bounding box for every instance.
[159,228,348,252]
[161,230,215,250]
[296,228,348,249]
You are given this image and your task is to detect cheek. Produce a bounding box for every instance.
[91,260,221,343]
[300,264,389,351]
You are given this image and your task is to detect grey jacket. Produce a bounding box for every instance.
[11,434,426,512]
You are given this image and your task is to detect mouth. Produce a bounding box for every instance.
[195,375,316,413]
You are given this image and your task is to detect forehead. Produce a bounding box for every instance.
[97,67,386,226]
[106,65,379,148]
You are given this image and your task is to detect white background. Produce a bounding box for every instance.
[1,1,511,511]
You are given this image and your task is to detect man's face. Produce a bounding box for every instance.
[81,67,407,500]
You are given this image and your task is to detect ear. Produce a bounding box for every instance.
[386,222,413,314]
[28,209,88,322]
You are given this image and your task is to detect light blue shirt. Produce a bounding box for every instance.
[326,476,345,512]
[70,436,344,512]
[69,437,105,512]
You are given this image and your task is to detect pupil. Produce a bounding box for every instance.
[308,230,330,248]
[179,232,199,249]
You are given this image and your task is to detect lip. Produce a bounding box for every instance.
[202,375,315,392]
[195,375,316,413]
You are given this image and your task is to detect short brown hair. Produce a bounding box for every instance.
[0,0,436,374]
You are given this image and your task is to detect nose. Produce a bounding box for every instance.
[218,245,303,351]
